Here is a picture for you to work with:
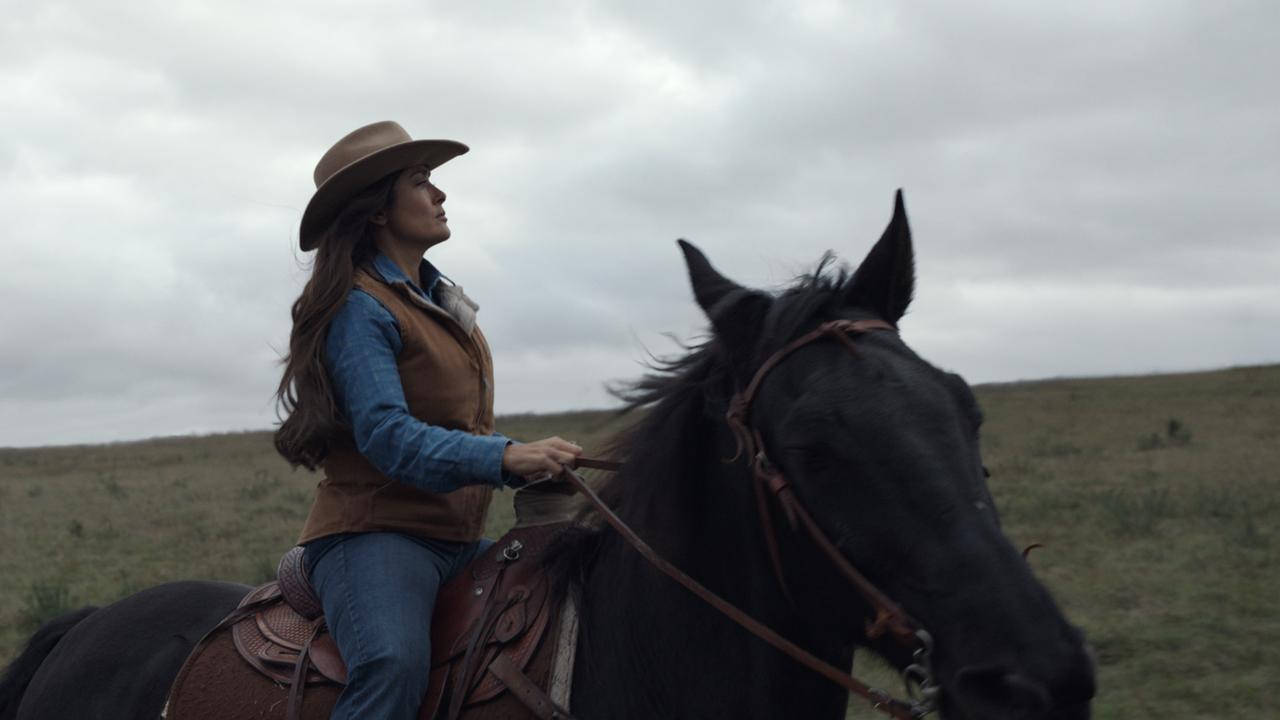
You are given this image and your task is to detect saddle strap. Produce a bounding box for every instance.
[488,654,577,720]
[445,561,512,720]
[286,618,326,720]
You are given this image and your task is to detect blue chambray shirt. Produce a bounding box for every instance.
[324,253,515,493]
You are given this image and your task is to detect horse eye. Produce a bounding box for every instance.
[967,403,985,431]
[783,443,837,472]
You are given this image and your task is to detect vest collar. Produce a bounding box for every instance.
[366,253,479,334]
[370,252,445,304]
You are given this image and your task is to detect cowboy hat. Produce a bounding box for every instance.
[299,121,468,251]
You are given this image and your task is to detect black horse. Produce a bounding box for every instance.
[1,193,1094,719]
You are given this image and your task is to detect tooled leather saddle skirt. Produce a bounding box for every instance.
[163,522,574,720]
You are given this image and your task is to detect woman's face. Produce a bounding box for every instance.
[379,165,450,248]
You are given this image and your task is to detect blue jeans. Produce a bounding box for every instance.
[304,532,494,720]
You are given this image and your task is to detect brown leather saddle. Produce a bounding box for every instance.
[167,522,572,720]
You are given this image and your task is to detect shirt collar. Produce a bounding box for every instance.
[371,253,445,302]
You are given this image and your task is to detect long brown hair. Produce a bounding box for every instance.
[274,173,398,469]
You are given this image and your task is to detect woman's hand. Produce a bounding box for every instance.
[502,437,583,483]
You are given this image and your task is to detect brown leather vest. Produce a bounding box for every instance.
[297,268,496,544]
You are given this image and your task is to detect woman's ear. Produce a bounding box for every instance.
[370,211,388,226]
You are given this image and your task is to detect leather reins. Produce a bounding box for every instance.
[560,318,940,719]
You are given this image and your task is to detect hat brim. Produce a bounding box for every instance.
[299,138,468,251]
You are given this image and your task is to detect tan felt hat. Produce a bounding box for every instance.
[299,121,468,251]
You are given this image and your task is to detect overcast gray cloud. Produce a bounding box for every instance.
[1,0,1277,447]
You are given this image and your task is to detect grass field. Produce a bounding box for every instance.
[2,365,1277,718]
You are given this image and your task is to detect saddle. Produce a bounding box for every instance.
[164,519,578,720]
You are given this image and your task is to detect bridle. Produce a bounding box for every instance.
[564,318,940,719]
[728,317,939,713]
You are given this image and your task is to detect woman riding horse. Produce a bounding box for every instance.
[273,121,581,719]
[0,186,1095,720]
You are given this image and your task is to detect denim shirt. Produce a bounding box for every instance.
[324,254,515,493]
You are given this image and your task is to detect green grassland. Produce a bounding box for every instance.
[2,366,1277,718]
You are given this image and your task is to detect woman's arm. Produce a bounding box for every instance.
[325,290,511,492]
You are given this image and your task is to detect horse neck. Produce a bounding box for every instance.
[569,403,851,718]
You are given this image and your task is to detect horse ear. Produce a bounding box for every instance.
[678,239,770,363]
[845,189,915,324]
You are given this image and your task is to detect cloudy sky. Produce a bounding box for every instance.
[2,1,1276,447]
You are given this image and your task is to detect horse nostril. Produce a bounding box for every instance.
[953,664,1051,719]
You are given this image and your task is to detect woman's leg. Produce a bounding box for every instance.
[306,532,459,720]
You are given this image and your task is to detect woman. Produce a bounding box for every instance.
[273,121,581,720]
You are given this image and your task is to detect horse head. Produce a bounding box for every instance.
[677,192,1096,719]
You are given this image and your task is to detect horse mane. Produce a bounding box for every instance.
[616,252,851,412]
[545,253,854,587]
